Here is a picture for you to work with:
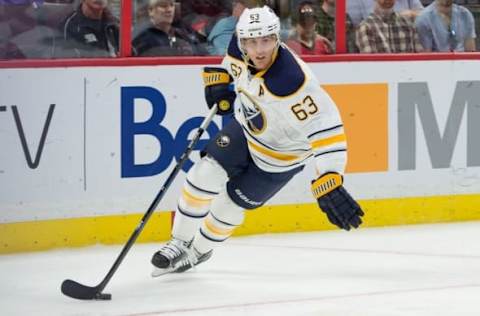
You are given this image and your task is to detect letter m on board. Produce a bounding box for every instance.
[398,81,480,170]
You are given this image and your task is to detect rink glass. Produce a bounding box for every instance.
[1,0,480,59]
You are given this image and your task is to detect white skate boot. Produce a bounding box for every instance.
[151,238,212,277]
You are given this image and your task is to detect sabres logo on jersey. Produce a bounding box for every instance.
[216,134,230,148]
[238,89,266,135]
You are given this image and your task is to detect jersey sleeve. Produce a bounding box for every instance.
[301,85,347,178]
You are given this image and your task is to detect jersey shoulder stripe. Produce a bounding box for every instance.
[261,46,306,97]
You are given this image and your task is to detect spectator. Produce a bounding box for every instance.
[415,0,476,52]
[316,0,358,53]
[207,0,254,56]
[132,0,205,56]
[347,0,424,27]
[286,1,332,55]
[356,0,423,53]
[62,0,119,57]
[179,0,228,41]
[1,1,63,59]
[1,2,38,59]
[265,0,293,40]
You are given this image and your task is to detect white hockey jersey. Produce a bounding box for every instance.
[221,38,347,176]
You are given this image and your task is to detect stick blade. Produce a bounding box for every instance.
[61,279,111,300]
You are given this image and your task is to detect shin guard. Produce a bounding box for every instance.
[193,187,244,254]
[172,156,228,242]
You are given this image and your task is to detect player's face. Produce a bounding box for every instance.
[241,35,277,71]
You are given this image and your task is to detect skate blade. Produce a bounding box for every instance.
[151,266,175,277]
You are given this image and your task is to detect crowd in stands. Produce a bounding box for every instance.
[0,0,478,59]
[63,0,119,57]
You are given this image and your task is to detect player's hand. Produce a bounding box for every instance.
[202,67,236,116]
[311,172,364,231]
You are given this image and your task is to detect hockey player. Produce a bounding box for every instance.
[151,5,364,276]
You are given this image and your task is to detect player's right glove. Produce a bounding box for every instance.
[202,67,236,116]
[311,172,364,231]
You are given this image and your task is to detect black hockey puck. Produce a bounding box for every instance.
[95,292,112,300]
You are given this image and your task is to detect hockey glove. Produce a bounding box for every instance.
[202,67,236,116]
[311,172,364,231]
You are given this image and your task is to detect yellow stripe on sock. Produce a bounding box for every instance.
[182,189,213,208]
[204,218,234,237]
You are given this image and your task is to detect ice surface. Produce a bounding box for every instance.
[1,221,480,316]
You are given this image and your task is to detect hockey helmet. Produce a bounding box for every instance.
[236,5,280,40]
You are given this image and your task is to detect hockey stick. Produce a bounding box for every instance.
[61,104,218,300]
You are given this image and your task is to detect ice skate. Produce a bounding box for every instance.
[174,248,212,274]
[151,238,212,277]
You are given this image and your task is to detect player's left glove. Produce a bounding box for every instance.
[311,172,364,231]
[202,67,236,116]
